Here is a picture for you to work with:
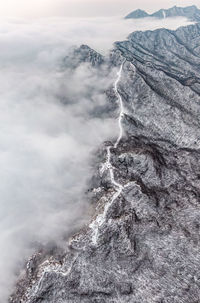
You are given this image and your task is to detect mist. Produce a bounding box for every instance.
[0,0,199,18]
[0,12,194,302]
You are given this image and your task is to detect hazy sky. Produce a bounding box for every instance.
[0,0,199,18]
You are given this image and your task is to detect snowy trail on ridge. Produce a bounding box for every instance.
[90,60,126,245]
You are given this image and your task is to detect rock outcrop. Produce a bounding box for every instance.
[10,22,200,303]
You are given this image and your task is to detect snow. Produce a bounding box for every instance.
[90,60,126,245]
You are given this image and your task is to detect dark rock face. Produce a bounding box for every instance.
[125,5,200,21]
[10,23,200,303]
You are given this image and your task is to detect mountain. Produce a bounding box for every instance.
[10,22,200,303]
[125,5,200,21]
[125,9,148,19]
[63,44,104,68]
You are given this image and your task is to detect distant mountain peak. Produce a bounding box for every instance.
[125,5,200,21]
[125,9,148,19]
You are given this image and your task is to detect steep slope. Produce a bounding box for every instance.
[125,5,200,21]
[10,23,200,303]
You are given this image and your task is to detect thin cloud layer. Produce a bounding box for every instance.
[0,0,199,18]
[0,15,193,301]
[0,16,192,55]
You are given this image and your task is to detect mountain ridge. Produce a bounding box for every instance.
[125,5,200,21]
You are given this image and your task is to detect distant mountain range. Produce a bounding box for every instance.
[125,5,200,21]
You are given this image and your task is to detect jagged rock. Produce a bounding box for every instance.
[10,21,200,303]
[125,5,200,22]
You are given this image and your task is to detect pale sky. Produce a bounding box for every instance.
[0,0,199,18]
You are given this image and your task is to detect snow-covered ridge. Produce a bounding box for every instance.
[89,60,126,245]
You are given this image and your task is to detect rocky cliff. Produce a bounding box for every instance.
[10,22,200,303]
